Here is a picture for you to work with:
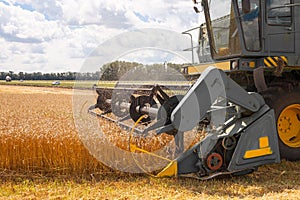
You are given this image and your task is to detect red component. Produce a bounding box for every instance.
[206,153,223,171]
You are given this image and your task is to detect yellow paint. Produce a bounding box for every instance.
[243,137,273,159]
[186,56,289,74]
[267,57,278,66]
[244,147,273,159]
[187,61,230,75]
[277,104,300,148]
[281,56,288,63]
[129,143,138,152]
[130,144,172,162]
[259,137,269,148]
[128,114,176,178]
[249,61,255,68]
[264,59,272,67]
[156,161,178,177]
[130,143,177,177]
[264,56,288,67]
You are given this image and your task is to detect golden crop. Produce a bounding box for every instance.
[1,86,300,200]
[0,85,203,176]
[0,86,104,175]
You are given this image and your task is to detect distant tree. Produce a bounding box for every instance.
[19,72,25,80]
[66,72,75,80]
[99,61,141,81]
[0,62,185,81]
[0,72,5,80]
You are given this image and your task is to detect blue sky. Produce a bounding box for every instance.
[0,0,203,72]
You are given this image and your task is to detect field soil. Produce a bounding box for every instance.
[0,85,300,199]
[0,85,74,94]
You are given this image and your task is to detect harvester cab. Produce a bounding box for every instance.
[199,0,296,60]
[88,0,300,179]
[185,0,298,77]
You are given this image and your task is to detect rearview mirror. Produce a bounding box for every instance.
[242,0,251,14]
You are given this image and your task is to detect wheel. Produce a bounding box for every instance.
[261,82,300,161]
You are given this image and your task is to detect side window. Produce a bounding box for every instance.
[238,0,261,51]
[267,0,291,25]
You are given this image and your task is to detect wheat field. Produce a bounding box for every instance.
[0,85,105,175]
[1,85,300,199]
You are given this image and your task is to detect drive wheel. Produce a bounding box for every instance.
[261,82,300,161]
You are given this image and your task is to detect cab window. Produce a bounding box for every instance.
[238,0,261,51]
[267,0,291,25]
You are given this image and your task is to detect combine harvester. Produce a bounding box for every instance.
[89,0,300,179]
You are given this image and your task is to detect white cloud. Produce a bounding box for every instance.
[0,2,64,42]
[118,48,189,65]
[0,0,202,73]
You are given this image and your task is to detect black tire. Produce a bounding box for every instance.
[261,82,300,161]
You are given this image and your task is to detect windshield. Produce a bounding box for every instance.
[207,0,241,58]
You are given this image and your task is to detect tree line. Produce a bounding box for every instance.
[1,61,185,81]
[99,61,185,81]
[0,71,99,81]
